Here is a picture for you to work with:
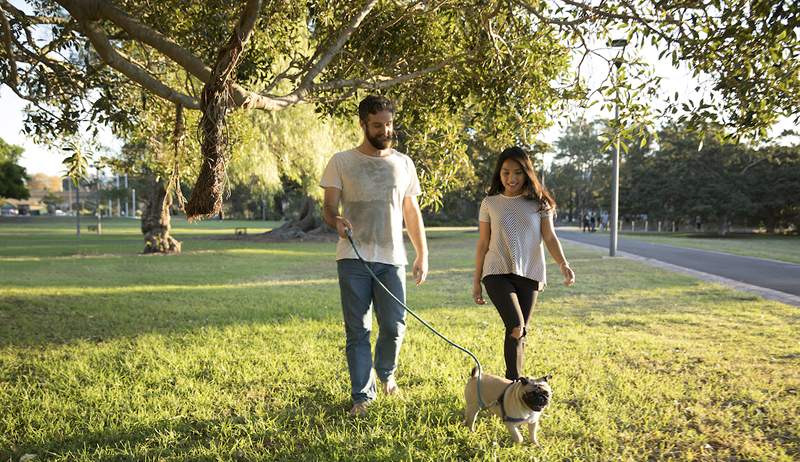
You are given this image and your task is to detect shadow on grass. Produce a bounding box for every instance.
[1,275,767,350]
[0,282,344,348]
[4,387,488,462]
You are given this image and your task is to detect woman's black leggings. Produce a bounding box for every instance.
[482,274,539,380]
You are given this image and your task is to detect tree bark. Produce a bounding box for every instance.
[141,176,181,254]
[184,0,262,220]
[266,195,334,240]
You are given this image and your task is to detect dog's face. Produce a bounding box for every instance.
[519,375,552,412]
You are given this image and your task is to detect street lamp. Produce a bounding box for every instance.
[91,163,102,235]
[609,38,627,257]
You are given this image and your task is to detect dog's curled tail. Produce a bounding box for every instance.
[470,366,479,378]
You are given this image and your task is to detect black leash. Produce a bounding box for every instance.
[344,228,489,409]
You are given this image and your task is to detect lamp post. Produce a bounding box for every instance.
[91,163,102,235]
[75,179,80,238]
[609,38,627,257]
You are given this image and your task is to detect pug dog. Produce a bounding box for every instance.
[463,367,552,445]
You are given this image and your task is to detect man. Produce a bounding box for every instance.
[320,95,429,417]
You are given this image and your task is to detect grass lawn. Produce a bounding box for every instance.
[1,218,798,461]
[615,231,800,265]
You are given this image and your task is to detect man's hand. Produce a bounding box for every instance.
[412,255,428,286]
[335,216,353,239]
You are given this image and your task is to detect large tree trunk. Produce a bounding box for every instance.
[184,0,262,221]
[141,177,181,254]
[265,195,335,240]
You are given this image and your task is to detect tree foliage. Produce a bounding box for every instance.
[2,0,798,218]
[0,136,29,199]
[0,0,572,218]
[549,119,611,219]
[621,126,800,232]
[548,119,800,233]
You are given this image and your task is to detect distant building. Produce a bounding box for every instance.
[1,173,66,215]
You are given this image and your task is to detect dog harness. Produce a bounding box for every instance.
[497,383,528,423]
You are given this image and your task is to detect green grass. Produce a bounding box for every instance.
[0,217,281,258]
[1,218,798,461]
[617,231,800,264]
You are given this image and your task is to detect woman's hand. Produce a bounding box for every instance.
[560,262,575,286]
[472,282,486,305]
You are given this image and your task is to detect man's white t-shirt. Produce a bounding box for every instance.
[320,148,421,265]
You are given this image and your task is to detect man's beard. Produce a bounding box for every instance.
[366,130,392,150]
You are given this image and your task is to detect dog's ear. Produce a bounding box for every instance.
[535,374,552,383]
[519,377,530,385]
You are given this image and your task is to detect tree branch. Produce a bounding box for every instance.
[92,0,211,82]
[213,0,262,83]
[1,75,71,127]
[514,0,588,27]
[309,58,455,92]
[0,6,18,89]
[55,0,273,110]
[78,19,201,109]
[8,30,84,89]
[297,0,379,90]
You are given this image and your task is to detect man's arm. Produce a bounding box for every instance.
[402,195,428,285]
[323,187,351,238]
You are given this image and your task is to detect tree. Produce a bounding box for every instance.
[0,137,29,199]
[226,104,360,237]
[549,119,609,220]
[745,144,800,233]
[1,0,573,222]
[511,0,800,141]
[5,0,799,222]
[41,190,61,213]
[616,125,800,234]
[640,129,746,233]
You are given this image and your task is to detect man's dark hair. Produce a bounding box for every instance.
[358,95,394,122]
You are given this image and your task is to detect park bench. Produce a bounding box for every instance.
[88,225,98,232]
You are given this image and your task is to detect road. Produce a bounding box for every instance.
[558,230,800,297]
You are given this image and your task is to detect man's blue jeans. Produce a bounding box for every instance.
[337,259,407,404]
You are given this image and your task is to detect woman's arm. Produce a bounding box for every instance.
[473,221,491,304]
[541,213,576,286]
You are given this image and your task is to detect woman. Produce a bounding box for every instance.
[473,146,575,380]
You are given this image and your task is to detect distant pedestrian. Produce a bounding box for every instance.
[695,215,701,232]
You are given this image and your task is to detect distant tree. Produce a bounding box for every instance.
[549,119,609,220]
[618,125,800,234]
[0,137,23,163]
[41,191,62,214]
[741,144,800,233]
[0,137,29,199]
[652,128,752,234]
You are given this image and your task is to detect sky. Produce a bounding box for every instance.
[2,13,797,177]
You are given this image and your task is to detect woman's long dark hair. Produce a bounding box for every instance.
[488,146,556,210]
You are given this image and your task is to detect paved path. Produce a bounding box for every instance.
[557,230,800,303]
